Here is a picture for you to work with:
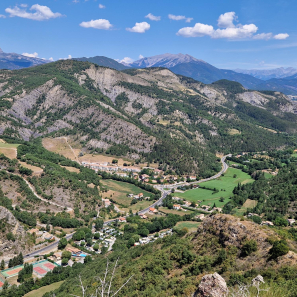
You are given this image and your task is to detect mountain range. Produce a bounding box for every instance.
[77,53,297,95]
[234,67,297,80]
[0,48,48,70]
[0,47,296,95]
[1,60,296,176]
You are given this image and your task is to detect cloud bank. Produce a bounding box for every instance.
[5,4,62,21]
[177,12,289,40]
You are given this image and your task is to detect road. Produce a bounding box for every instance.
[22,155,230,259]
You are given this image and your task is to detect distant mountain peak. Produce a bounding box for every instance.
[0,48,3,54]
[129,53,206,68]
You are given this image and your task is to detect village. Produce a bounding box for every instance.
[81,160,198,185]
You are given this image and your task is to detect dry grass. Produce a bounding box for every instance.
[257,125,277,134]
[61,166,80,173]
[228,128,241,135]
[0,148,17,159]
[242,199,258,209]
[19,161,43,174]
[24,281,64,297]
[159,207,194,215]
[42,138,80,161]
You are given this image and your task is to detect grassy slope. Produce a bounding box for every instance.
[101,179,152,208]
[175,168,253,207]
[175,221,201,232]
[24,281,64,297]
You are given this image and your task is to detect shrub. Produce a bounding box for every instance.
[269,240,289,260]
[241,239,258,257]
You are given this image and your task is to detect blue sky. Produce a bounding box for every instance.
[0,0,296,69]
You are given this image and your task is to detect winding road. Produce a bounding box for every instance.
[22,154,230,261]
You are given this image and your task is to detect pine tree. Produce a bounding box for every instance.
[0,260,5,270]
[18,252,24,265]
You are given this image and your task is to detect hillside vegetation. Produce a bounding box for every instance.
[7,214,297,297]
[0,60,296,176]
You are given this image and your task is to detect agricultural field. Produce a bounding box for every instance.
[19,161,43,174]
[235,199,258,216]
[175,221,201,232]
[159,207,195,216]
[0,142,20,159]
[24,281,64,297]
[100,179,152,208]
[175,168,253,208]
[42,138,81,161]
[61,166,80,173]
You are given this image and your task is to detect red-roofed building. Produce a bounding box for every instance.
[149,207,157,214]
[118,217,127,223]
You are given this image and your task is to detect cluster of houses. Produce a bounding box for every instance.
[81,160,200,186]
[128,192,149,200]
[81,161,141,173]
[134,229,173,246]
[247,213,296,226]
[28,228,56,243]
[48,247,86,267]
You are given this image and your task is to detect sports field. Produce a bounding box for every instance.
[175,168,253,207]
[32,260,58,277]
[1,265,24,278]
[101,179,152,208]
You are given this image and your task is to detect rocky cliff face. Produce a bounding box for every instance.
[0,60,296,173]
[0,207,32,260]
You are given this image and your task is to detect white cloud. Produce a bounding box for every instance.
[49,57,54,61]
[80,19,112,30]
[168,14,193,22]
[22,52,39,58]
[212,24,258,39]
[120,57,134,64]
[253,33,273,40]
[0,15,6,18]
[145,13,160,21]
[177,23,214,38]
[139,54,144,59]
[274,33,289,40]
[5,4,63,21]
[126,22,150,33]
[59,55,72,60]
[177,12,288,41]
[20,4,28,8]
[99,4,105,9]
[217,12,237,28]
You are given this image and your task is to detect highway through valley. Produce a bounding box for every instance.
[22,155,230,261]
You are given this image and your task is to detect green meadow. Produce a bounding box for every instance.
[175,168,253,207]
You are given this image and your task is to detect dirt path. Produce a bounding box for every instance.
[11,172,73,212]
[57,137,81,165]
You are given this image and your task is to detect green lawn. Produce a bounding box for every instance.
[101,179,152,208]
[0,143,20,148]
[24,281,64,297]
[175,168,253,207]
[175,221,201,232]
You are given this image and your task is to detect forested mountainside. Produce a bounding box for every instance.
[0,60,297,175]
[10,214,297,297]
[0,141,102,228]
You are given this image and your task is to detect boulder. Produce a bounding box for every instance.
[194,272,228,297]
